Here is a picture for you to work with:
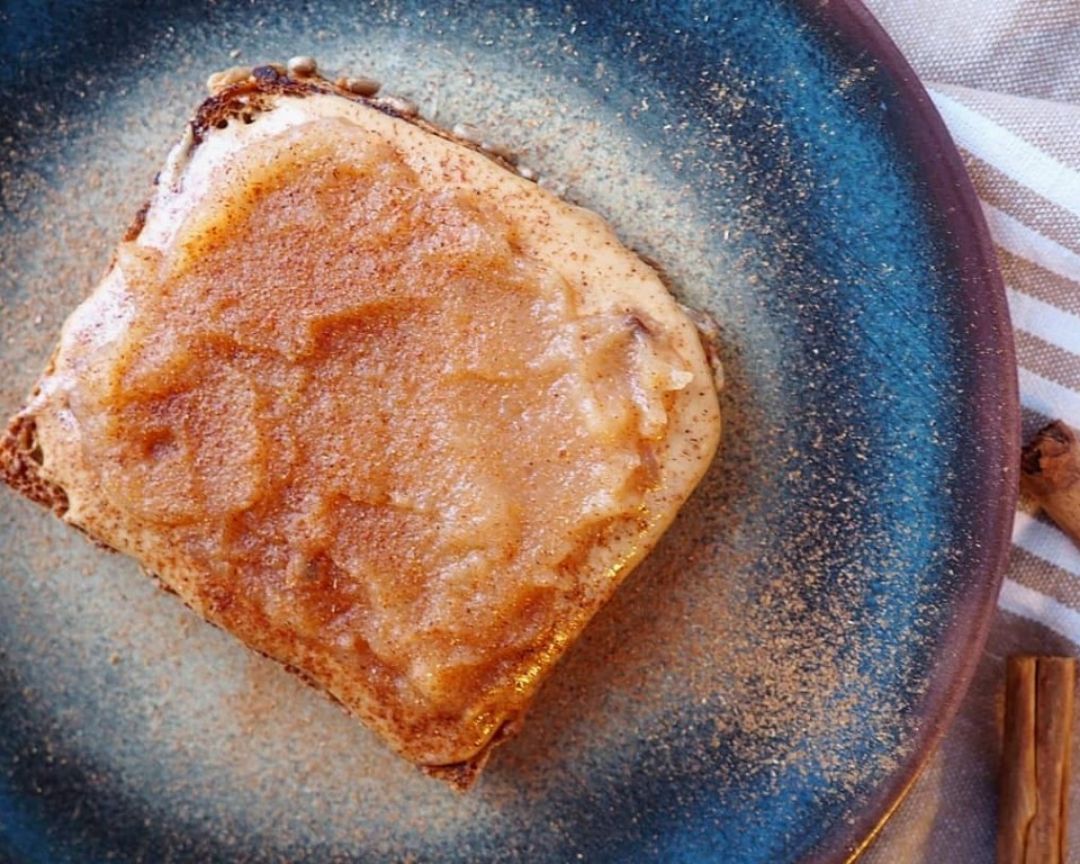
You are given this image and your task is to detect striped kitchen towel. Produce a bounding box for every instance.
[860,2,1080,861]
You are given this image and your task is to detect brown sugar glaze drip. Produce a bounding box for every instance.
[71,119,691,757]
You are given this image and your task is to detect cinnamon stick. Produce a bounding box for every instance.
[1022,421,1080,546]
[998,655,1076,864]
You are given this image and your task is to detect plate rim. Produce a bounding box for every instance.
[0,1,1020,861]
[796,1,1019,861]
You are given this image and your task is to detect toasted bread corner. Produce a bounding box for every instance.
[0,413,69,517]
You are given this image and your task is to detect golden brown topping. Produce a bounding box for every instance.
[68,118,696,759]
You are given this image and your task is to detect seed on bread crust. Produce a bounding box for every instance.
[451,123,484,144]
[206,66,252,94]
[337,76,382,97]
[375,94,418,116]
[287,56,318,77]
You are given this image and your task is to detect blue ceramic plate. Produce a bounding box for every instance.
[0,1,1016,862]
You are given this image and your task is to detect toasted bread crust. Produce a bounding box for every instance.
[0,415,69,517]
[192,65,521,175]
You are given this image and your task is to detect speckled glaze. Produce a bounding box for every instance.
[0,1,1016,863]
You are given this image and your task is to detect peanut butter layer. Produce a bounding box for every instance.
[12,80,721,777]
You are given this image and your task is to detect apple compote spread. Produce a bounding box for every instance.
[7,78,721,783]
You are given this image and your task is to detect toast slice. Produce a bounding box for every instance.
[0,65,721,787]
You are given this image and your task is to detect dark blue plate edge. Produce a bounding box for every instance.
[799,1,1019,861]
[0,2,1019,860]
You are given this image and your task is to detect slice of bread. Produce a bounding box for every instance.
[0,65,721,788]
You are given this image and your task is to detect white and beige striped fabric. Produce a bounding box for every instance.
[856,2,1080,860]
